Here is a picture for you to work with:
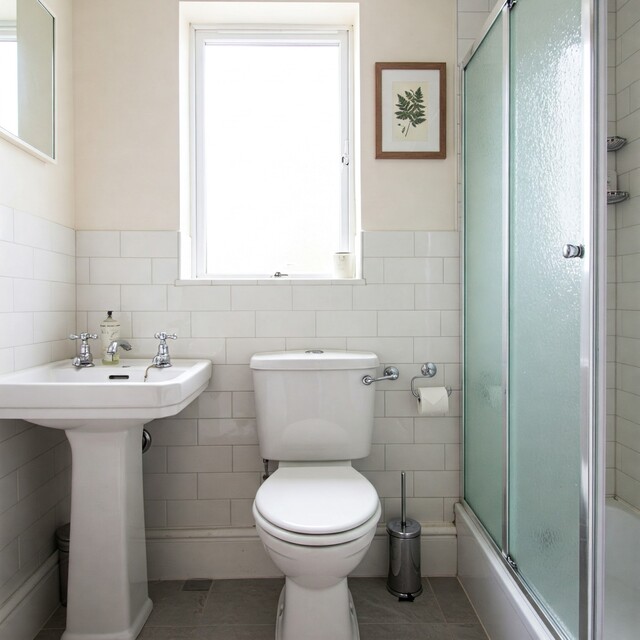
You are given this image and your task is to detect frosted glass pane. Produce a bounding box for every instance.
[463,14,504,547]
[509,0,584,636]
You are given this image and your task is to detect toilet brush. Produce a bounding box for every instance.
[386,471,423,600]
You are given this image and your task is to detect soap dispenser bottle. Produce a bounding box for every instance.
[100,311,121,364]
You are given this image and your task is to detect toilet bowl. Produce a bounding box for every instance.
[253,464,381,640]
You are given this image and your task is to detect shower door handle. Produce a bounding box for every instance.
[562,244,584,259]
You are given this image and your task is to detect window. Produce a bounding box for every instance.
[193,28,352,278]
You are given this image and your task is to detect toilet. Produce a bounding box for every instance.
[250,350,381,640]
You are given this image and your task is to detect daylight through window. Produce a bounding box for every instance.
[194,30,351,278]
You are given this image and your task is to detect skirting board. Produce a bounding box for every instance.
[145,523,457,581]
[0,552,60,640]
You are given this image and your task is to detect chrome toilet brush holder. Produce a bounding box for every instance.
[386,471,423,601]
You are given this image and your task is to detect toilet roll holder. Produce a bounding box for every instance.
[410,362,452,398]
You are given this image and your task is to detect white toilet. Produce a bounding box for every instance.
[250,350,381,640]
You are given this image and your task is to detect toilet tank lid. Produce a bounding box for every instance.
[250,350,379,371]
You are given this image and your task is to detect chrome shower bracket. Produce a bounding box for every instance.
[362,366,399,386]
[410,362,452,398]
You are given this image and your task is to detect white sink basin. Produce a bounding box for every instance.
[0,358,212,426]
[0,357,212,640]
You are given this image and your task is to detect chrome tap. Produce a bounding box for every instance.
[69,333,98,368]
[151,332,177,368]
[107,339,132,356]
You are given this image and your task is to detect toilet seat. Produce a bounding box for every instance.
[253,500,381,547]
[253,465,380,545]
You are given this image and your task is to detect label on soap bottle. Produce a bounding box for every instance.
[100,311,121,364]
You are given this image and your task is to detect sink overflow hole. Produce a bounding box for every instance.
[108,375,130,380]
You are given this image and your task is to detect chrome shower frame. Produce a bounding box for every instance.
[459,0,607,637]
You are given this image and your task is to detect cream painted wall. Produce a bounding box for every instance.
[73,0,179,232]
[0,0,74,227]
[360,0,456,231]
[74,0,456,232]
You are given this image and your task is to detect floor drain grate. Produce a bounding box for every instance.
[182,579,213,592]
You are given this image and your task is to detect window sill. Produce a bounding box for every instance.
[174,277,366,286]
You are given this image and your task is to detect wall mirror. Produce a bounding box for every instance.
[0,0,54,159]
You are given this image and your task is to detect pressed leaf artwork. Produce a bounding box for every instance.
[375,62,446,158]
[394,86,426,137]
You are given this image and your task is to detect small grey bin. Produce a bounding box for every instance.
[386,517,422,600]
[55,524,71,606]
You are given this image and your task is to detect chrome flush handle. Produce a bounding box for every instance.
[362,366,399,386]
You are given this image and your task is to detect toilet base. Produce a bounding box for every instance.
[275,578,360,640]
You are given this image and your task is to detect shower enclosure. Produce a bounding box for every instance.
[459,0,608,638]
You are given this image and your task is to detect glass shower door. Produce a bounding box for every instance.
[508,0,586,636]
[463,12,505,547]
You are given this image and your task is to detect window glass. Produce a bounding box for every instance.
[195,31,350,278]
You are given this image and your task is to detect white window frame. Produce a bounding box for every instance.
[192,26,353,279]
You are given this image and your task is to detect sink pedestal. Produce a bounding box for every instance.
[0,358,213,639]
[62,422,152,640]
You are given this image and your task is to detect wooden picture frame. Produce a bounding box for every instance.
[375,62,446,159]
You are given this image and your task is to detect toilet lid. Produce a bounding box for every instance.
[254,466,380,535]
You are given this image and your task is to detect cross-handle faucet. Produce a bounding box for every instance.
[69,333,98,368]
[152,332,177,368]
[107,339,132,356]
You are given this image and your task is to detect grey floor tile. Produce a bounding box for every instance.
[138,629,219,640]
[138,625,275,639]
[198,578,283,625]
[350,577,445,624]
[448,623,489,640]
[33,631,64,640]
[429,578,480,624]
[37,577,483,639]
[42,606,66,629]
[183,579,213,592]
[359,622,453,639]
[145,581,210,627]
[233,625,279,639]
[148,580,192,600]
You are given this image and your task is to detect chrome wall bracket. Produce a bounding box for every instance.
[410,362,452,398]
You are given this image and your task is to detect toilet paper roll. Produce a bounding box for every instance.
[416,387,449,416]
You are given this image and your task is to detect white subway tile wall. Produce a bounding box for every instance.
[0,206,73,605]
[76,230,461,530]
[614,0,640,510]
[457,0,497,63]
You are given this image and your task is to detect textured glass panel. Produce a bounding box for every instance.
[509,0,584,636]
[463,13,504,547]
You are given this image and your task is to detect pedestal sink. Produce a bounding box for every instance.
[0,359,212,640]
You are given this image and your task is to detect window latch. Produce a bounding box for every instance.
[272,271,288,278]
[341,140,349,166]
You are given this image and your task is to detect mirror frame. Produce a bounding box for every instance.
[0,0,55,162]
